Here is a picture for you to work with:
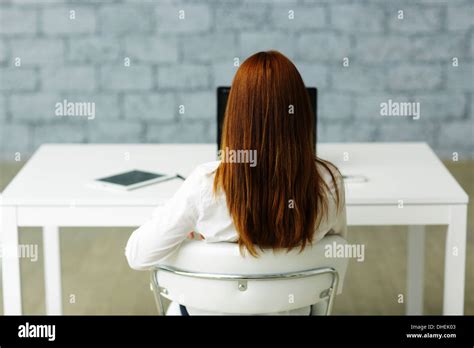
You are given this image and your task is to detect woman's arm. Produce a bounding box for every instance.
[331,193,347,239]
[328,174,348,240]
[125,168,203,270]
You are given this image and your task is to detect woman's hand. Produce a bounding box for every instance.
[187,231,205,240]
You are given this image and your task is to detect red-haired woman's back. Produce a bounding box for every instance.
[126,51,347,315]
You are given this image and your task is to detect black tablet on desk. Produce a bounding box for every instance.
[89,170,177,191]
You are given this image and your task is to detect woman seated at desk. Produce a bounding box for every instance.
[125,50,347,315]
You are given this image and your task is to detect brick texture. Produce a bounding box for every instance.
[0,0,472,160]
[42,7,96,34]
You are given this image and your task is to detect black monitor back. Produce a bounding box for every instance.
[216,86,317,149]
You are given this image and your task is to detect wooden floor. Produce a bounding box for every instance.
[0,159,472,315]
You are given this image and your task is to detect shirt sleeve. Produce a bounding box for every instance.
[125,168,203,270]
[327,172,348,240]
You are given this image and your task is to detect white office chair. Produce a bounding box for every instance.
[150,234,348,315]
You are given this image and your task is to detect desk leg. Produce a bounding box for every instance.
[1,206,22,314]
[443,205,467,315]
[406,226,425,315]
[43,226,63,315]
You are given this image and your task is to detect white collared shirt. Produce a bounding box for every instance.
[125,161,347,315]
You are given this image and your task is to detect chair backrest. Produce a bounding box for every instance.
[151,235,348,315]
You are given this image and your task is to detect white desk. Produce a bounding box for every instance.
[0,143,469,315]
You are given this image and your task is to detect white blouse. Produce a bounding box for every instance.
[125,160,347,315]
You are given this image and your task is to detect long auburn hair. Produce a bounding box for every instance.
[214,51,341,256]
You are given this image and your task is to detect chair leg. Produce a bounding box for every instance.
[166,301,182,315]
[150,272,165,315]
[311,299,329,315]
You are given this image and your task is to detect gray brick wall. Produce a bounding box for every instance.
[0,0,473,161]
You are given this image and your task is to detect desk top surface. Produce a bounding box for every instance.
[1,143,468,206]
